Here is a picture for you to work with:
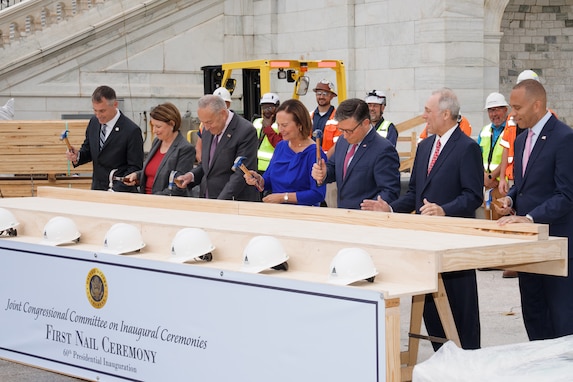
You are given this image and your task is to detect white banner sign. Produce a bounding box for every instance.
[0,240,385,381]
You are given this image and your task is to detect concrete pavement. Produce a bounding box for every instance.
[0,269,527,381]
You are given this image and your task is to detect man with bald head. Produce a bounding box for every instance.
[496,79,573,341]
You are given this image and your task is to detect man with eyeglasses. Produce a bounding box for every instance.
[253,93,282,174]
[310,79,340,158]
[311,98,400,210]
[365,90,398,146]
[361,88,483,352]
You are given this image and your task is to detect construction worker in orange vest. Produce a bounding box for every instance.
[310,79,340,159]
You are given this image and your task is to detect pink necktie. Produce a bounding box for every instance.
[343,144,357,179]
[522,129,534,176]
[427,139,441,174]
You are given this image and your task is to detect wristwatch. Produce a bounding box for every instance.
[283,193,289,203]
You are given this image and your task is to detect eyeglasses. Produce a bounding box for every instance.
[338,120,363,134]
[487,107,507,113]
[315,91,330,97]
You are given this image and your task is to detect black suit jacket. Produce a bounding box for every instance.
[137,133,195,196]
[326,128,400,209]
[391,126,483,350]
[76,112,144,191]
[392,126,483,217]
[191,113,260,201]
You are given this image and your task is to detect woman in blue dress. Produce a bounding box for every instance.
[245,99,326,206]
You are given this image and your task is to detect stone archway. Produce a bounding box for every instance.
[499,0,573,123]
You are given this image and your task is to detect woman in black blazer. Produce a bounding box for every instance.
[124,103,195,196]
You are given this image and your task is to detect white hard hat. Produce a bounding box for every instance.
[365,90,387,105]
[517,70,540,84]
[40,216,81,246]
[213,87,232,103]
[241,236,289,273]
[260,92,280,105]
[170,228,215,263]
[328,248,378,286]
[0,207,19,237]
[484,92,509,110]
[102,223,145,255]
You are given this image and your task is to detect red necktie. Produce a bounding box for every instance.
[343,144,357,179]
[427,139,441,174]
[522,129,534,176]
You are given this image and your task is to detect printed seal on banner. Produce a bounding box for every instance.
[86,268,108,309]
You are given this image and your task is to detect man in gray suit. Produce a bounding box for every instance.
[177,95,260,201]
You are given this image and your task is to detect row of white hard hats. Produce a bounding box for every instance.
[1,208,378,286]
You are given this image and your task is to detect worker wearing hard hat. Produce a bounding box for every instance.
[253,93,282,173]
[310,79,340,158]
[365,90,398,146]
[478,92,509,220]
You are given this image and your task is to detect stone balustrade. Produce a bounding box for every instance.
[0,0,107,46]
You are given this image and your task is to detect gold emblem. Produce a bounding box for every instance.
[86,268,108,309]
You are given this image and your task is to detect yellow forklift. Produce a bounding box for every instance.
[201,59,347,121]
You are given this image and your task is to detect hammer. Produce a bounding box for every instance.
[312,129,323,186]
[108,169,125,192]
[232,156,263,192]
[60,130,73,151]
[312,129,323,164]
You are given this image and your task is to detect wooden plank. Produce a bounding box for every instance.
[385,298,402,382]
[0,178,91,198]
[35,187,549,240]
[0,197,440,299]
[395,115,425,133]
[0,120,93,185]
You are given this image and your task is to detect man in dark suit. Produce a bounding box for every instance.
[66,86,144,192]
[362,88,483,351]
[311,98,400,209]
[177,95,260,201]
[496,79,573,341]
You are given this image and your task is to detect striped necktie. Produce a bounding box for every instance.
[100,124,107,150]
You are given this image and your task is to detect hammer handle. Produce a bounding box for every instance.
[63,137,73,151]
[240,164,263,192]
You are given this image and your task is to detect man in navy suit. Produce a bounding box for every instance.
[66,86,144,192]
[177,95,260,201]
[311,98,400,210]
[362,88,483,350]
[496,79,573,341]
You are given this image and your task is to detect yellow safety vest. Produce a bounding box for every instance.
[253,118,279,172]
[376,120,392,138]
[479,124,504,175]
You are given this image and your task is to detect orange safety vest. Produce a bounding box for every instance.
[310,108,341,152]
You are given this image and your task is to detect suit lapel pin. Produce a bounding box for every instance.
[541,136,546,140]
[115,127,119,132]
[227,134,231,138]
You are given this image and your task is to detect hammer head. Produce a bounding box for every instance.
[231,156,247,172]
[59,130,69,141]
[108,169,118,191]
[312,129,323,140]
